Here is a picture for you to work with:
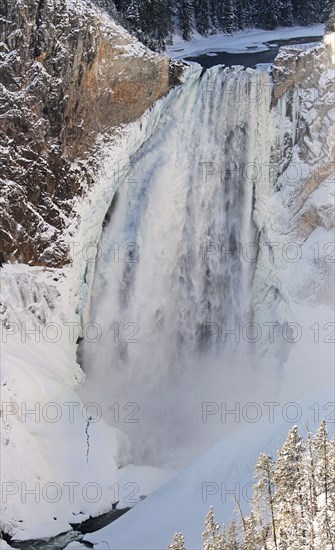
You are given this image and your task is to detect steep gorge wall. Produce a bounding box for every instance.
[270,35,334,236]
[253,33,335,327]
[0,0,182,266]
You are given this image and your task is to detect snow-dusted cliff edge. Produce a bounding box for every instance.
[0,18,334,545]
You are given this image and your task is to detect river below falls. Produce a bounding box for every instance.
[6,508,129,549]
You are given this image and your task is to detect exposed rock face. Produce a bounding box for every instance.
[0,0,182,266]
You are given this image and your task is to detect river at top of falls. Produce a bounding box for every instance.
[79,65,273,469]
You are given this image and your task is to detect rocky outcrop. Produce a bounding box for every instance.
[271,40,333,105]
[0,0,183,266]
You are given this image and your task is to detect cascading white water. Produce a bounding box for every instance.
[80,65,272,468]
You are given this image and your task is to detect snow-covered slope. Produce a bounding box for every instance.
[0,265,174,540]
[84,387,335,549]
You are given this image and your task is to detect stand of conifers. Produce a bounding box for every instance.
[169,421,335,550]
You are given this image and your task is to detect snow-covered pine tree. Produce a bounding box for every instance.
[293,0,318,25]
[125,0,140,29]
[178,0,195,40]
[226,519,239,549]
[235,0,246,29]
[113,0,128,12]
[278,0,294,26]
[202,505,227,549]
[124,0,174,49]
[274,426,308,547]
[240,512,262,550]
[209,0,220,31]
[195,0,211,35]
[167,425,334,549]
[305,426,318,548]
[242,0,257,27]
[104,0,328,47]
[314,420,335,549]
[168,532,186,550]
[222,0,237,33]
[252,453,277,549]
[314,421,330,505]
[257,0,279,29]
[164,0,175,43]
[327,433,335,548]
[325,1,335,30]
[321,0,334,22]
[153,0,174,47]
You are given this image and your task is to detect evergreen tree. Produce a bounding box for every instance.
[305,426,318,548]
[226,519,239,549]
[210,0,220,30]
[178,0,195,40]
[314,421,330,504]
[195,0,211,35]
[164,0,175,43]
[328,434,335,548]
[202,506,227,549]
[94,0,119,19]
[169,424,335,550]
[243,0,257,27]
[313,420,335,549]
[274,426,308,547]
[257,0,279,29]
[168,532,186,550]
[125,0,140,29]
[253,453,277,549]
[326,2,335,30]
[278,0,294,26]
[293,0,318,25]
[113,0,128,12]
[103,0,327,48]
[235,0,246,29]
[222,0,237,33]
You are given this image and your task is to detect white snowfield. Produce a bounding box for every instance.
[167,24,325,58]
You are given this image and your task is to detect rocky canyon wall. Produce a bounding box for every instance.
[0,0,182,266]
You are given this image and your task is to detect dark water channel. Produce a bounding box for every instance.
[6,507,129,549]
[184,35,322,68]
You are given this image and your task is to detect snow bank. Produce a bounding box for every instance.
[0,265,173,540]
[167,24,325,58]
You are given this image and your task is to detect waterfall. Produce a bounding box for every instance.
[80,65,272,468]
